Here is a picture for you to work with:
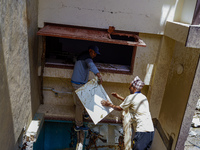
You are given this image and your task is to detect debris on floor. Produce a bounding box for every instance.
[192,116,200,128]
[185,99,200,150]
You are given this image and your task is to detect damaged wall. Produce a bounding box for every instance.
[0,0,40,148]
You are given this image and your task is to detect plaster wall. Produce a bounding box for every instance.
[173,0,196,24]
[43,34,162,84]
[158,41,200,149]
[26,0,41,115]
[164,21,189,44]
[0,0,40,145]
[151,129,167,150]
[180,0,196,24]
[40,77,130,121]
[38,0,177,34]
[148,36,175,118]
[0,23,16,150]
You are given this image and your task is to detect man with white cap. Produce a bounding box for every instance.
[101,76,154,150]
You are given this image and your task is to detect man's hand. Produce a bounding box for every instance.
[101,99,123,111]
[96,73,103,84]
[98,77,103,84]
[111,92,125,101]
[111,92,119,98]
[101,100,111,107]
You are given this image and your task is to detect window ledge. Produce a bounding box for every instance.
[45,62,131,74]
[43,66,133,83]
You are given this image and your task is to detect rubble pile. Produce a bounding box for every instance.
[184,99,200,150]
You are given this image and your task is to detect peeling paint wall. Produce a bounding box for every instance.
[0,0,40,148]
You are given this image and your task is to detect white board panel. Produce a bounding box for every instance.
[75,77,113,125]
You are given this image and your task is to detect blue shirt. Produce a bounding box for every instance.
[71,52,99,84]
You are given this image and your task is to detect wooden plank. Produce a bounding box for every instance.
[37,24,146,47]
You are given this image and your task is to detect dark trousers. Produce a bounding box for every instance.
[133,131,154,150]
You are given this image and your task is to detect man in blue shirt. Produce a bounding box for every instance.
[71,45,103,131]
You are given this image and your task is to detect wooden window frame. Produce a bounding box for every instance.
[37,23,146,74]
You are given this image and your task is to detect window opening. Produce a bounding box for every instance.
[45,36,135,74]
[38,23,145,74]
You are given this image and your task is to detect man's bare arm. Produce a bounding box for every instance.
[111,92,125,101]
[101,100,123,111]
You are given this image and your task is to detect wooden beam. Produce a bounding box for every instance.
[37,23,146,47]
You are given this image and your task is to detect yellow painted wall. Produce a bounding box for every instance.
[148,36,176,118]
[41,77,130,121]
[159,41,200,149]
[41,33,163,120]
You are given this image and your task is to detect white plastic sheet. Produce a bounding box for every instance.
[75,77,113,124]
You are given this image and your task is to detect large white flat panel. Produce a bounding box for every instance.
[75,77,113,125]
